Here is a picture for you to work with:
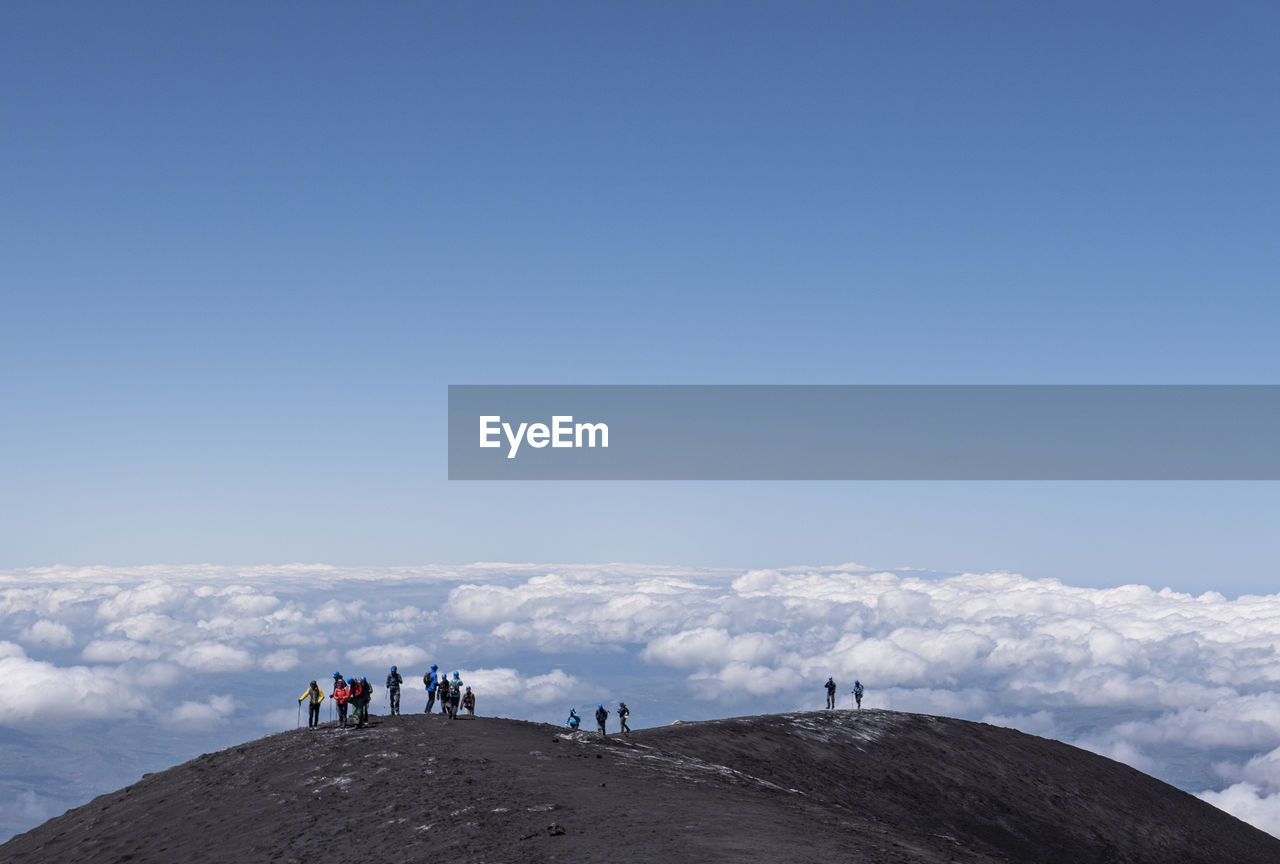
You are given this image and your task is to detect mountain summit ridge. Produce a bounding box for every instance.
[3,709,1275,863]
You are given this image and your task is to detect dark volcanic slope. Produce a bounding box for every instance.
[3,710,1276,864]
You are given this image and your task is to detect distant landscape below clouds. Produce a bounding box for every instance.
[2,563,1279,841]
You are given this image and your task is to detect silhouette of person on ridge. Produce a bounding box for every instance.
[853,679,864,709]
[566,708,581,730]
[824,676,837,709]
[596,703,609,735]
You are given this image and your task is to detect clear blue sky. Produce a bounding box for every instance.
[2,2,1277,592]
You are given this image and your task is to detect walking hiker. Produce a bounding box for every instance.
[448,671,463,719]
[333,677,351,727]
[299,681,325,728]
[462,686,475,716]
[853,679,864,709]
[386,666,403,716]
[825,676,837,709]
[618,701,630,734]
[438,676,452,718]
[595,703,609,736]
[348,678,364,727]
[356,677,372,727]
[424,664,439,713]
[566,708,581,730]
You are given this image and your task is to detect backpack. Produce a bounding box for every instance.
[596,707,608,723]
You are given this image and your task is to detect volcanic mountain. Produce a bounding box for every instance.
[3,709,1275,863]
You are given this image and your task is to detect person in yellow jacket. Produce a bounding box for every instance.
[299,681,326,728]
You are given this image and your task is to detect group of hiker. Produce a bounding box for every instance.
[303,670,860,733]
[297,664,477,729]
[565,701,630,736]
[824,676,865,709]
[422,664,475,719]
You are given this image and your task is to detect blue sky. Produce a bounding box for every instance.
[3,2,1279,592]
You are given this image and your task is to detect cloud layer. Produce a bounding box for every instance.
[1,562,1278,839]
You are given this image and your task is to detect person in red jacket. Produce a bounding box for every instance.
[333,678,351,727]
[349,678,365,727]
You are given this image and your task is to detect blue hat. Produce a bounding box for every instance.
[598,703,603,708]
[333,671,341,677]
[391,666,397,672]
[431,664,437,670]
[361,676,367,682]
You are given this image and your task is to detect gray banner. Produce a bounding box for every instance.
[447,385,1280,480]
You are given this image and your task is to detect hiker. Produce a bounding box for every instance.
[448,671,463,719]
[618,701,630,735]
[462,686,475,716]
[566,708,581,730]
[386,666,403,716]
[595,703,609,736]
[299,681,325,728]
[853,680,864,709]
[357,677,372,727]
[348,678,364,727]
[825,676,837,709]
[424,664,439,713]
[333,678,351,727]
[438,675,452,718]
[332,670,344,691]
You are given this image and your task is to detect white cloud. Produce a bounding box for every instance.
[165,695,236,731]
[464,667,583,705]
[345,644,429,669]
[0,642,150,725]
[81,639,164,663]
[174,642,254,673]
[262,649,300,672]
[5,562,1280,836]
[19,619,75,648]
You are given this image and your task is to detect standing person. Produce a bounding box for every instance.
[617,701,630,735]
[853,679,864,709]
[357,677,372,727]
[461,686,475,717]
[299,681,325,728]
[595,703,609,736]
[825,677,837,710]
[348,678,364,727]
[438,675,452,718]
[566,708,581,730]
[333,678,351,727]
[448,671,464,719]
[423,664,439,713]
[386,666,403,716]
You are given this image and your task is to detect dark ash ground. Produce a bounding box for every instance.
[3,709,1276,863]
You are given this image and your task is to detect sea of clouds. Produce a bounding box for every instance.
[2,562,1279,841]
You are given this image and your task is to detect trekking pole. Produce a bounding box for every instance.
[297,701,301,728]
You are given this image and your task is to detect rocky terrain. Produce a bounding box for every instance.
[3,709,1276,863]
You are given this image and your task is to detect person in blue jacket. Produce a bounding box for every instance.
[566,708,581,730]
[423,664,439,713]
